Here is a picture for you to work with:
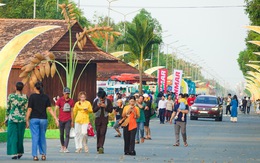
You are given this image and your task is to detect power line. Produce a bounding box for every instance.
[81,5,246,9]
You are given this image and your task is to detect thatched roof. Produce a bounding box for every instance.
[0,18,118,67]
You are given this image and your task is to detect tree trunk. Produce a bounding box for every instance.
[139,48,144,94]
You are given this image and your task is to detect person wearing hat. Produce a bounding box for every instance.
[55,87,75,153]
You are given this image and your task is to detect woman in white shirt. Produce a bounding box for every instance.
[158,95,167,124]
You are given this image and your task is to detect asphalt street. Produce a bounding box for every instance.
[0,111,260,163]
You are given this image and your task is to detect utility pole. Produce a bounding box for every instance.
[33,0,36,19]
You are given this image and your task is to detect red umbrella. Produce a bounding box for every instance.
[120,73,139,77]
[116,76,136,81]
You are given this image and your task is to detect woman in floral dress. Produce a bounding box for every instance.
[6,82,28,159]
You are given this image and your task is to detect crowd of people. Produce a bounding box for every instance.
[5,82,157,160]
[6,81,257,160]
[221,94,258,122]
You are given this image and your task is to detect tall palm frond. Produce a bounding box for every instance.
[116,16,162,92]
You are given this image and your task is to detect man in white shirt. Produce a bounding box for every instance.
[226,94,232,115]
[158,95,167,124]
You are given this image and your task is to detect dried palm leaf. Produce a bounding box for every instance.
[31,72,38,84]
[45,62,51,77]
[24,64,35,73]
[48,52,55,60]
[34,68,42,81]
[29,79,35,88]
[51,63,56,78]
[30,57,41,64]
[77,41,83,50]
[19,71,29,78]
[113,32,121,36]
[35,53,45,61]
[39,63,45,78]
[105,32,109,41]
[110,35,114,43]
[22,77,29,84]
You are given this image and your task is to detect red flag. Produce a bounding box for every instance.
[158,68,168,93]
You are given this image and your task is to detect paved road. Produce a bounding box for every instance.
[0,112,260,163]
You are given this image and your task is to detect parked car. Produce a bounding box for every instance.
[190,95,223,121]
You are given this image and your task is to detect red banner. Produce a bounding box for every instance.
[158,68,168,93]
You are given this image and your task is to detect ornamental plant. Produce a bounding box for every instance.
[19,3,120,98]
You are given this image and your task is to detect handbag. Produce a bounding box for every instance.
[69,128,76,138]
[119,116,130,127]
[87,123,95,137]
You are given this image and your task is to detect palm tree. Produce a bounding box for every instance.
[117,17,161,93]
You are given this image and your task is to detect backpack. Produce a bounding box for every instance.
[63,102,71,112]
[179,102,186,110]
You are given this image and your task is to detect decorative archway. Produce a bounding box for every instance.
[0,25,61,107]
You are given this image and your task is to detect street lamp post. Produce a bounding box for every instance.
[77,0,80,8]
[170,45,186,72]
[109,8,141,51]
[165,41,177,69]
[106,0,119,52]
[56,0,59,12]
[33,0,36,19]
[157,34,172,67]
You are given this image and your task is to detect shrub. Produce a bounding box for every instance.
[1,106,97,131]
[0,107,7,131]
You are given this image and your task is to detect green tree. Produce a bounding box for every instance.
[245,0,260,25]
[237,0,260,77]
[117,16,161,93]
[0,0,90,27]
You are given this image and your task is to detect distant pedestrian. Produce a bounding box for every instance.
[73,91,92,153]
[242,97,247,114]
[187,94,196,107]
[158,95,167,124]
[230,95,239,122]
[226,94,232,115]
[6,82,28,159]
[55,87,74,153]
[170,95,189,147]
[165,95,174,122]
[247,97,252,114]
[93,90,113,154]
[135,95,146,144]
[122,96,140,156]
[113,99,124,137]
[113,92,122,107]
[143,94,152,140]
[26,82,59,161]
[256,99,260,113]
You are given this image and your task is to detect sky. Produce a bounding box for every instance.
[73,0,250,90]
